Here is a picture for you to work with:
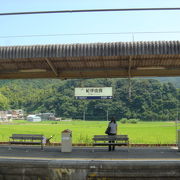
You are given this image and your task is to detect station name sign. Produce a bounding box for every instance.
[75,87,112,100]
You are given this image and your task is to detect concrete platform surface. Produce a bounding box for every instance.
[0,145,179,160]
[1,145,180,179]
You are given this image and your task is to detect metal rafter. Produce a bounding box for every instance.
[45,58,58,77]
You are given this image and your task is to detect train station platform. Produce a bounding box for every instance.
[0,145,180,179]
[0,145,179,160]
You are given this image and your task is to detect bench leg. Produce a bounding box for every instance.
[8,141,12,151]
[41,143,44,151]
[92,147,95,152]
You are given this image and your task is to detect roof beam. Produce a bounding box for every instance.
[0,68,179,79]
[58,68,180,78]
[45,58,58,77]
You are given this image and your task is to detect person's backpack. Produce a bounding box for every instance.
[105,126,111,135]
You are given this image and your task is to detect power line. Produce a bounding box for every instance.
[1,31,180,39]
[1,7,180,16]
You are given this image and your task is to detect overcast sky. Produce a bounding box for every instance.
[1,0,180,45]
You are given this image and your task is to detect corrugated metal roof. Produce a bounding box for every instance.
[0,41,180,79]
[1,41,180,59]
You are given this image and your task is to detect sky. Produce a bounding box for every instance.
[1,0,180,45]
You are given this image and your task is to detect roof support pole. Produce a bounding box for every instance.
[128,57,132,101]
[45,58,58,77]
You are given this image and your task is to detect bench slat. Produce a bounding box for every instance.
[10,134,43,140]
[10,137,43,140]
[11,134,43,137]
[93,143,128,146]
[9,141,41,144]
[93,138,128,141]
[93,135,128,137]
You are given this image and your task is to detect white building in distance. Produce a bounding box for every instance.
[27,115,41,122]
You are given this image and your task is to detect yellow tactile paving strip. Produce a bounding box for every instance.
[0,156,180,161]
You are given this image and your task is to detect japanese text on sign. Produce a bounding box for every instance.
[75,87,112,97]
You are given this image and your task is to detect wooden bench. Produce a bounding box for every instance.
[92,135,129,150]
[9,134,44,150]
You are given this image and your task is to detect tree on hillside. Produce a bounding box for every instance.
[0,78,178,121]
[0,93,9,110]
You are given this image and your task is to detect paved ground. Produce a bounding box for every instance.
[0,145,180,160]
[1,145,180,179]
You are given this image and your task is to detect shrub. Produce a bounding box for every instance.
[51,122,58,124]
[128,118,139,124]
[120,118,128,124]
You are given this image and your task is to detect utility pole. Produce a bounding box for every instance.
[83,110,86,121]
[106,110,108,121]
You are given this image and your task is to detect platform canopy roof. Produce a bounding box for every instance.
[0,41,180,79]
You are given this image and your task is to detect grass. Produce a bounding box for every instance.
[0,120,177,144]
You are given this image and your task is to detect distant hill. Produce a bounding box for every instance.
[144,77,180,88]
[0,78,178,121]
[0,77,179,88]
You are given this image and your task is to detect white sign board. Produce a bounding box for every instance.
[75,87,112,99]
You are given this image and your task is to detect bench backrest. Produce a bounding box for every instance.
[93,135,129,141]
[11,134,43,140]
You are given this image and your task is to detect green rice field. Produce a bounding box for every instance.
[0,120,177,144]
